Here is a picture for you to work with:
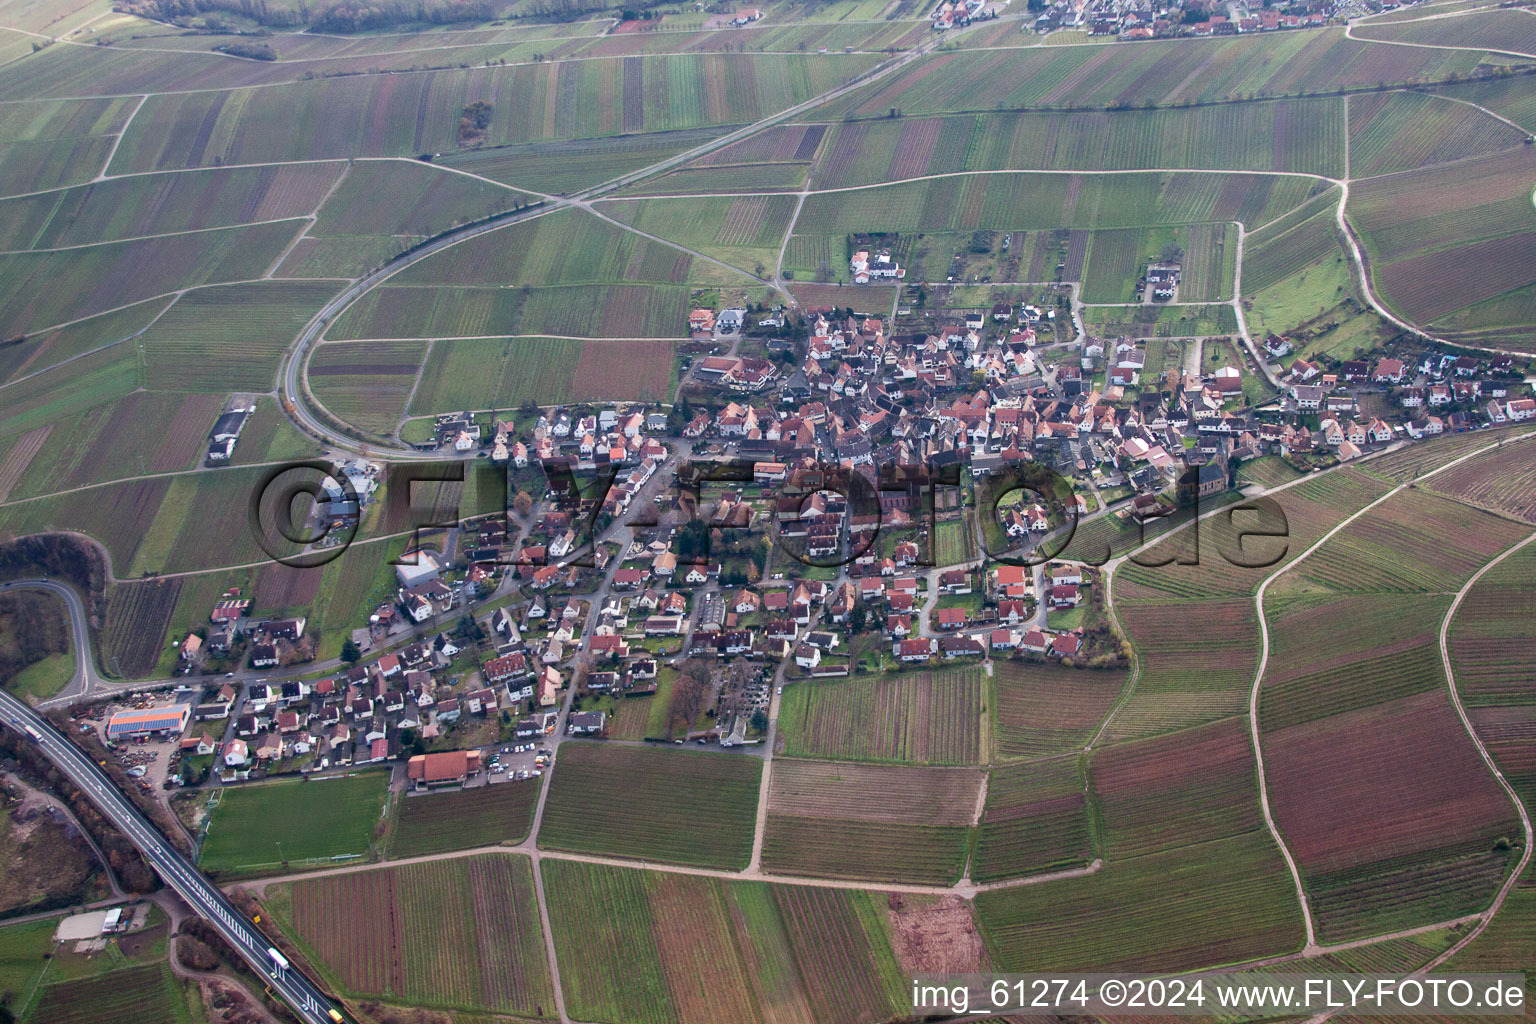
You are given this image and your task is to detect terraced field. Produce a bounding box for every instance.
[1353,8,1536,56]
[1363,424,1536,482]
[808,101,1346,184]
[597,194,800,274]
[104,54,885,170]
[0,220,301,340]
[814,30,1483,117]
[1279,487,1529,594]
[309,339,430,436]
[1346,90,1527,178]
[1420,433,1536,523]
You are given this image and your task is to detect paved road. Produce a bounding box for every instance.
[0,687,341,1024]
[0,579,110,703]
[274,16,1013,462]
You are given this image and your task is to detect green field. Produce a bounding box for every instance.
[408,337,579,412]
[309,339,430,436]
[0,907,194,1024]
[1082,302,1239,339]
[0,96,141,196]
[932,517,974,566]
[992,661,1126,759]
[311,159,531,237]
[538,743,761,870]
[1255,476,1528,942]
[1347,147,1536,349]
[0,0,1531,1003]
[597,194,800,275]
[761,759,983,885]
[328,282,697,340]
[5,651,74,699]
[392,207,695,288]
[792,170,1325,238]
[198,771,389,877]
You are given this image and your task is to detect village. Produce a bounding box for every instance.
[97,250,1535,813]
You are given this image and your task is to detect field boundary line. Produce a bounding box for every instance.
[1299,524,1536,1024]
[231,825,1104,899]
[0,215,313,257]
[578,200,784,297]
[0,157,351,205]
[95,93,146,181]
[396,338,434,430]
[774,190,809,295]
[0,23,1521,107]
[1344,20,1536,60]
[1347,140,1532,186]
[0,294,179,390]
[1087,468,1334,749]
[0,44,896,104]
[1343,92,1351,181]
[1249,184,1342,235]
[313,333,691,343]
[261,163,355,279]
[1410,88,1534,136]
[614,165,1344,203]
[1250,429,1536,955]
[355,155,555,200]
[1420,528,1536,969]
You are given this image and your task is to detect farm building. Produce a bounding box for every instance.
[406,749,483,789]
[106,704,191,740]
[206,406,252,463]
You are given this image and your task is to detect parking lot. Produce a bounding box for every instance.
[480,741,550,784]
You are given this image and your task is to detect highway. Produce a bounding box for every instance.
[0,671,339,1024]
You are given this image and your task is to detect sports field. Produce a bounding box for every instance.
[198,771,389,876]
